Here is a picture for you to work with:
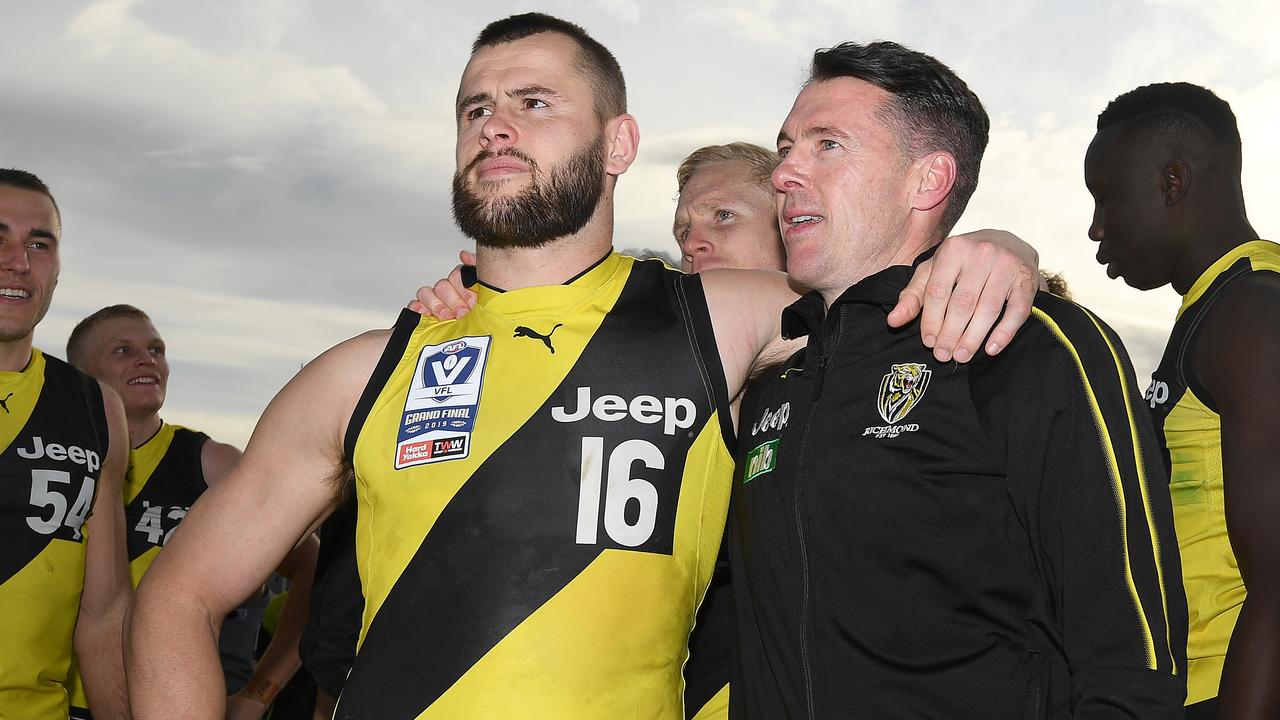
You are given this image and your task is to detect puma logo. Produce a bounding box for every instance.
[514,324,563,353]
[0,393,11,414]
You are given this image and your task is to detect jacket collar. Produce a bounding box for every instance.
[781,244,938,339]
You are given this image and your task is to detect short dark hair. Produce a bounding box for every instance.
[808,41,989,235]
[473,12,626,123]
[67,304,152,369]
[0,168,60,220]
[1097,82,1240,167]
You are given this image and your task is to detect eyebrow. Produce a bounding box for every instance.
[457,85,564,116]
[0,221,58,241]
[777,125,857,146]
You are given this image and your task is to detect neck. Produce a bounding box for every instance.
[128,413,163,449]
[0,337,34,373]
[818,223,939,308]
[1170,211,1258,295]
[474,203,615,290]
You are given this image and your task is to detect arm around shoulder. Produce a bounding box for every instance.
[698,268,803,401]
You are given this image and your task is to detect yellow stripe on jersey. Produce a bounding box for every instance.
[1080,307,1176,674]
[1032,307,1158,670]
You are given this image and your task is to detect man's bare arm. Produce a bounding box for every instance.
[126,330,387,719]
[196,439,322,719]
[75,384,132,720]
[1197,273,1280,720]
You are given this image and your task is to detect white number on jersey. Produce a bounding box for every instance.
[135,503,191,546]
[575,437,664,547]
[27,469,96,539]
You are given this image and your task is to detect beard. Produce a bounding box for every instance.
[451,137,607,249]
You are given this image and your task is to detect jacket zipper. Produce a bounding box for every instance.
[792,306,842,719]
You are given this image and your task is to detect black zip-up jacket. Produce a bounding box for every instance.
[730,257,1187,719]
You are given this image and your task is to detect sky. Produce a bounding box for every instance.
[3,0,1277,446]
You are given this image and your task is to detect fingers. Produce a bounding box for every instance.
[460,249,477,266]
[984,263,1038,356]
[951,251,1018,361]
[919,239,984,357]
[413,267,476,320]
[887,262,927,328]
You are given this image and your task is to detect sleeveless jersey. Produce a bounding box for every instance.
[0,349,108,719]
[67,423,209,716]
[338,253,735,719]
[1144,240,1280,704]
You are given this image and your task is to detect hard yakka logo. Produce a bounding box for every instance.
[513,323,563,353]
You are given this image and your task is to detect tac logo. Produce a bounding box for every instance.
[1145,378,1170,409]
[877,362,931,424]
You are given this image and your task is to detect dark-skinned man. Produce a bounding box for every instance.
[1085,82,1280,720]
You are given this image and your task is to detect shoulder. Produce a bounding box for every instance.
[1193,269,1280,401]
[200,438,243,486]
[974,292,1135,400]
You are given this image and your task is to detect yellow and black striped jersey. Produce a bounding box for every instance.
[0,349,109,720]
[1145,240,1280,705]
[338,253,735,719]
[67,422,209,716]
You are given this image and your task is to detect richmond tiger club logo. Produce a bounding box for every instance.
[863,362,931,439]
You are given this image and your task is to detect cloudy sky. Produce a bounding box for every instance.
[4,0,1276,446]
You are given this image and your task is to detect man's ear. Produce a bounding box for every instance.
[911,151,957,212]
[1163,159,1191,207]
[604,113,640,177]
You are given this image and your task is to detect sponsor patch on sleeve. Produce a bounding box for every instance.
[395,336,491,469]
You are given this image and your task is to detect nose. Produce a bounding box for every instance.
[479,109,517,150]
[772,151,806,192]
[0,240,31,275]
[1088,207,1104,243]
[683,226,714,256]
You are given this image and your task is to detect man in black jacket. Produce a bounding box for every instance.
[730,41,1188,719]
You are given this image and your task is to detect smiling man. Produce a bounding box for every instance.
[64,304,318,720]
[730,42,1187,718]
[0,169,131,720]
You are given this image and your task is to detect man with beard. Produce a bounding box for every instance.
[126,14,1038,719]
[1085,83,1279,720]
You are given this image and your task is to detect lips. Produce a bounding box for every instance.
[466,149,536,181]
[0,286,31,300]
[126,375,162,387]
[1096,248,1120,278]
[475,157,529,177]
